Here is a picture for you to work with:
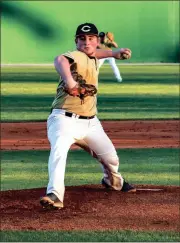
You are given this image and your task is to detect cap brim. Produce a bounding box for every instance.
[76,33,98,37]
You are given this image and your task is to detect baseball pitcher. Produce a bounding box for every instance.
[40,23,136,210]
[98,31,123,82]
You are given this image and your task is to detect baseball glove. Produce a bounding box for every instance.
[63,63,97,104]
[106,32,114,42]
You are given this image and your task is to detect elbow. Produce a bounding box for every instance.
[54,55,65,68]
[54,55,67,69]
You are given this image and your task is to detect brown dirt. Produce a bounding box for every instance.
[1,120,179,150]
[1,120,179,232]
[1,185,179,231]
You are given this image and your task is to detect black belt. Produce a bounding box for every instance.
[65,111,95,119]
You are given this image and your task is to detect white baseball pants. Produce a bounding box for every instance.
[46,109,124,203]
[99,57,122,81]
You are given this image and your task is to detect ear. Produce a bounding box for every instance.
[97,37,100,45]
[75,38,78,44]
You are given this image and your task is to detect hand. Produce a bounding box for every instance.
[113,48,132,60]
[64,83,86,97]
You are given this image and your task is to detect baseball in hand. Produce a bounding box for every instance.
[114,48,132,60]
[121,49,131,59]
[121,53,129,59]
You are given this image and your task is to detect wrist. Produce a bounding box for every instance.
[112,50,118,58]
[65,78,77,89]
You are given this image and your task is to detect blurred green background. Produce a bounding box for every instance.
[1,1,179,63]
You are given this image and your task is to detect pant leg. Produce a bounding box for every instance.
[75,139,122,190]
[98,58,105,68]
[108,57,122,80]
[46,113,75,202]
[81,117,124,190]
[75,139,99,159]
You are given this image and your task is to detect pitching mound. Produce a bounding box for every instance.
[1,185,179,232]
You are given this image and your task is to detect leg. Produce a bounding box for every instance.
[78,117,123,190]
[76,139,123,190]
[98,58,105,68]
[40,113,75,208]
[108,58,122,82]
[47,136,74,203]
[75,139,98,159]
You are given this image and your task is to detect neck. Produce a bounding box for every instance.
[87,52,95,57]
[77,48,95,57]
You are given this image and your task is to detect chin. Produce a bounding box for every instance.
[84,49,94,56]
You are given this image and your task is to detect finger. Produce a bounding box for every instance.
[122,50,131,57]
[123,50,131,55]
[80,88,86,94]
[123,48,131,53]
[71,89,79,96]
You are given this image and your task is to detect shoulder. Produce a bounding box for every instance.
[63,50,87,60]
[71,50,87,59]
[59,50,86,64]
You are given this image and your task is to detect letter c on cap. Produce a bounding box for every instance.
[81,25,91,32]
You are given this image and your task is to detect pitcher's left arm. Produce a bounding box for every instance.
[95,48,132,60]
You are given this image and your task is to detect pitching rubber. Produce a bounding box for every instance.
[136,188,164,192]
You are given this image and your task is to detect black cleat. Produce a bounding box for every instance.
[101,178,136,192]
[121,180,136,192]
[101,178,111,188]
[40,193,64,210]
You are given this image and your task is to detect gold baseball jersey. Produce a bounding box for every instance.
[52,51,99,116]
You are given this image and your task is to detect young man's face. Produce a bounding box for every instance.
[76,35,99,56]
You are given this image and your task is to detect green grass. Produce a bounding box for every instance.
[1,148,179,191]
[1,230,179,242]
[1,65,179,121]
[1,148,179,242]
[1,65,179,242]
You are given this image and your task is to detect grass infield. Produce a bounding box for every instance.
[1,65,179,242]
[0,230,179,242]
[1,148,179,191]
[1,65,179,121]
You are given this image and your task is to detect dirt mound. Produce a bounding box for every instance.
[1,185,179,231]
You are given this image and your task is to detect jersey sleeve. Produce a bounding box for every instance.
[62,51,74,64]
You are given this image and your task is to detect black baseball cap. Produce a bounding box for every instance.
[99,32,105,37]
[75,23,99,37]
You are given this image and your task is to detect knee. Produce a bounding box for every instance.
[107,152,119,167]
[100,150,119,167]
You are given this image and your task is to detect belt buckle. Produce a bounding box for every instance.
[73,113,79,119]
